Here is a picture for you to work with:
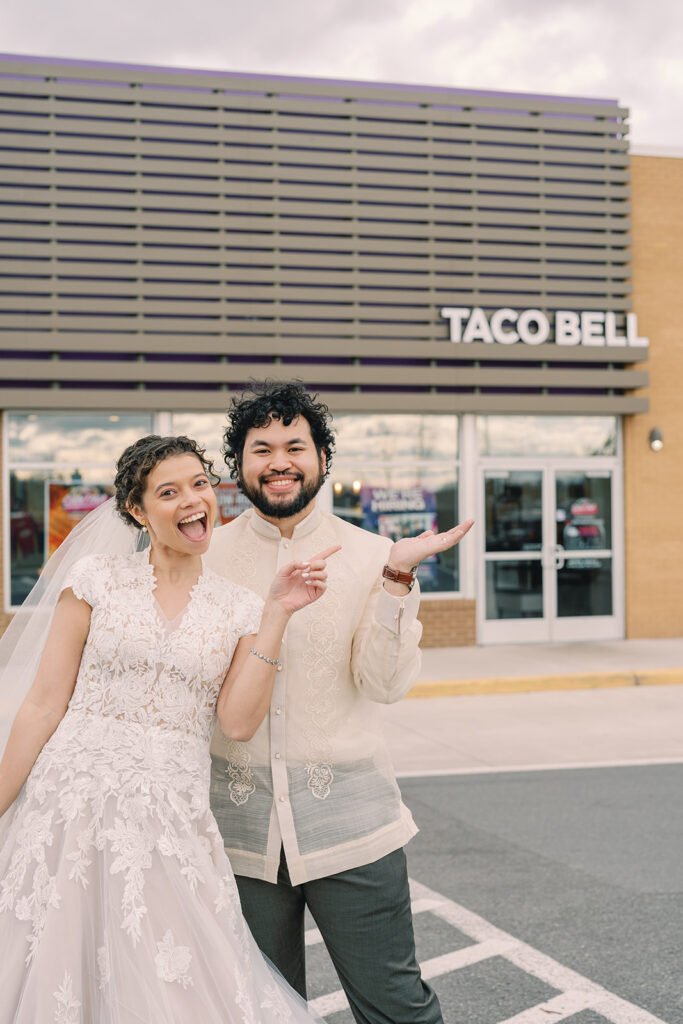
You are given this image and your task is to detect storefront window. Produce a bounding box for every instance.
[331,416,460,594]
[8,413,153,464]
[170,412,228,471]
[477,416,617,458]
[333,414,458,462]
[5,413,153,607]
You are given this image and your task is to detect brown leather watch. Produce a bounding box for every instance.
[382,564,419,589]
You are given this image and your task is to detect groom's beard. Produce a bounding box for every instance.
[239,468,325,520]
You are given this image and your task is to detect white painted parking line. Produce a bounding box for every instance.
[396,756,683,779]
[308,880,669,1023]
[411,880,668,1024]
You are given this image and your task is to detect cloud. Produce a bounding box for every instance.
[1,0,682,147]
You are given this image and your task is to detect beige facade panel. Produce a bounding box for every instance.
[6,333,648,363]
[0,297,634,320]
[0,95,628,140]
[0,388,646,415]
[1,207,630,237]
[0,58,627,116]
[0,134,630,177]
[0,166,634,203]
[0,242,631,268]
[0,356,647,390]
[5,101,628,146]
[0,129,629,168]
[0,187,632,221]
[0,279,632,302]
[0,226,632,253]
[0,278,634,301]
[0,260,632,285]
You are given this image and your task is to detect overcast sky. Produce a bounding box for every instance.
[2,0,682,150]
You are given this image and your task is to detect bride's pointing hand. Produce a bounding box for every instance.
[267,545,342,615]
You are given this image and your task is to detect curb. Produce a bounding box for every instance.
[407,667,683,698]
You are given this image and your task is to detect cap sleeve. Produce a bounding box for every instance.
[61,554,100,606]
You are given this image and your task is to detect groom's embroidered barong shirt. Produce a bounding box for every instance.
[206,506,421,885]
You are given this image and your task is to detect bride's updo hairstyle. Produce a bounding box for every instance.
[114,434,220,529]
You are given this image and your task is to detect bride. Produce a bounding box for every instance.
[0,434,338,1023]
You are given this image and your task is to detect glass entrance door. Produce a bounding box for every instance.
[479,463,622,643]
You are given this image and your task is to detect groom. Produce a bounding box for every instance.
[207,380,472,1024]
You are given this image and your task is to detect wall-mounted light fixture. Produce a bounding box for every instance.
[649,428,663,452]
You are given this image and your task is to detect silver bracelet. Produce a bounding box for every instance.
[249,645,283,672]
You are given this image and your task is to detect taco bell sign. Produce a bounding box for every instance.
[440,307,649,348]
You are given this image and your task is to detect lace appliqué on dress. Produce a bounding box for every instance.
[53,972,81,1024]
[2,554,263,959]
[155,930,194,989]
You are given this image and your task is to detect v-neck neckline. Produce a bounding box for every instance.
[140,551,206,631]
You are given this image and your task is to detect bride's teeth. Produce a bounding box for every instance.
[179,512,205,524]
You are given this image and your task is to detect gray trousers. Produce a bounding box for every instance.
[235,847,443,1024]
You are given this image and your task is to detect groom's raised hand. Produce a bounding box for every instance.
[387,519,475,578]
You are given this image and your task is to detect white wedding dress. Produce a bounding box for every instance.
[0,552,319,1024]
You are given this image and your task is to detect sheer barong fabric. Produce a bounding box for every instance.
[206,506,422,886]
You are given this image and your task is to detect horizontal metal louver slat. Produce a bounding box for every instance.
[0,55,643,413]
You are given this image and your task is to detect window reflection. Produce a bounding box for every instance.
[8,413,153,464]
[557,559,613,617]
[485,560,543,619]
[477,416,617,458]
[333,415,458,462]
[485,471,543,553]
[555,472,612,550]
[331,465,459,593]
[9,468,115,605]
[171,413,228,472]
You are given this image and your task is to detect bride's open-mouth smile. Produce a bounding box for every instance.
[176,510,209,542]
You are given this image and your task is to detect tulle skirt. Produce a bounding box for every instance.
[0,714,320,1023]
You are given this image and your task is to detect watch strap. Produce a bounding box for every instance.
[382,564,418,587]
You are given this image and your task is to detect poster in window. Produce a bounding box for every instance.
[46,482,112,559]
[215,482,251,525]
[360,486,439,584]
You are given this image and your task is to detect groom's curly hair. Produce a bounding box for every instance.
[114,435,220,528]
[222,379,335,484]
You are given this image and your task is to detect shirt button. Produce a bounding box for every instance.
[278,795,286,803]
[282,540,290,549]
[274,707,282,716]
[274,752,281,759]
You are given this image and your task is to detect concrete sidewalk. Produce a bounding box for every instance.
[412,637,683,696]
[383,638,683,776]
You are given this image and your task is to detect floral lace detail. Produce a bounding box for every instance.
[97,935,111,990]
[1,554,263,958]
[63,553,262,744]
[0,807,61,964]
[261,981,294,1021]
[53,972,81,1024]
[224,738,256,806]
[155,929,194,988]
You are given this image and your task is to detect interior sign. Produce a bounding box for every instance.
[441,307,649,347]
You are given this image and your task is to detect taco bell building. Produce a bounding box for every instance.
[1,54,681,646]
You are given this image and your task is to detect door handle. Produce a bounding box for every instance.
[554,544,566,570]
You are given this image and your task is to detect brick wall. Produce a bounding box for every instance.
[625,155,683,637]
[418,598,476,647]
